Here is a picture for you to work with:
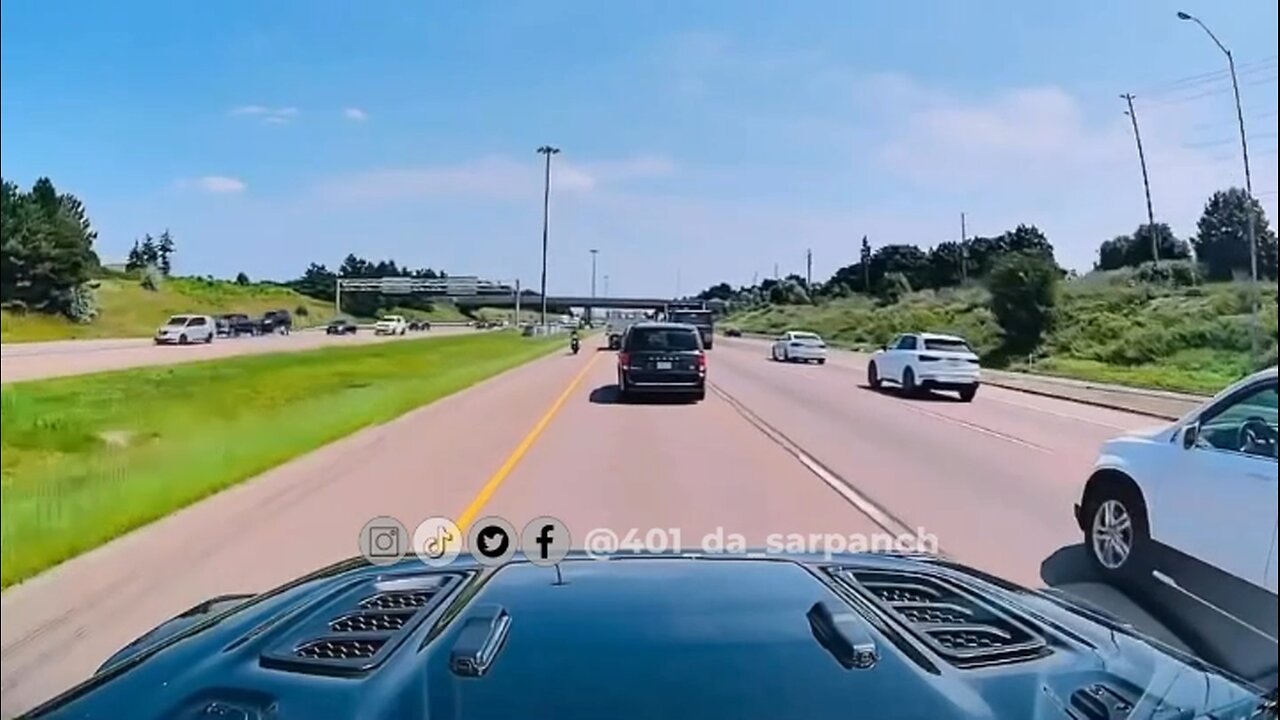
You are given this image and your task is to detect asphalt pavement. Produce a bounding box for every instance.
[0,335,1257,716]
[0,325,475,383]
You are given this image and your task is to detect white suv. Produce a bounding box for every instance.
[154,314,215,345]
[1076,367,1278,598]
[866,332,981,401]
[374,315,408,336]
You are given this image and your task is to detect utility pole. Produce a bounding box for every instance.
[536,145,560,330]
[960,213,969,284]
[773,262,779,280]
[589,249,598,326]
[805,248,813,289]
[335,277,342,316]
[1121,93,1159,265]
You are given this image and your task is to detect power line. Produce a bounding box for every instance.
[1141,56,1277,96]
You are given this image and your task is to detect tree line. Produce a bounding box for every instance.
[700,186,1277,309]
[697,187,1277,360]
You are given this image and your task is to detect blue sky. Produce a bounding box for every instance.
[3,1,1277,295]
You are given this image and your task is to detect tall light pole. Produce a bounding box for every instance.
[1177,11,1259,357]
[536,145,560,330]
[1120,93,1159,264]
[589,248,598,326]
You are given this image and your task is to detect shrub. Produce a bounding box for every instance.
[139,265,164,292]
[988,251,1060,355]
[65,283,99,323]
[295,305,309,317]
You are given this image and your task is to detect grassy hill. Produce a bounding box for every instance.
[1,277,336,343]
[725,276,1278,394]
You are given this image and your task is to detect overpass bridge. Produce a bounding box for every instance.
[452,294,673,310]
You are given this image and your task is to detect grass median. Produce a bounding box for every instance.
[0,331,560,588]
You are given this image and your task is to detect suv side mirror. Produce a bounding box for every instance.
[1182,422,1200,449]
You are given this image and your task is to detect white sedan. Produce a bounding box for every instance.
[770,331,827,364]
[866,332,980,401]
[1076,367,1278,600]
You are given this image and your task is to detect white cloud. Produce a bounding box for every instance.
[185,176,247,194]
[343,107,368,122]
[315,154,678,203]
[229,105,298,125]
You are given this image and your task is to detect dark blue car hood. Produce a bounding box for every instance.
[25,553,1269,720]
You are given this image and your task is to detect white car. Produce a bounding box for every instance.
[866,332,980,401]
[1076,367,1278,598]
[770,331,827,364]
[374,315,408,336]
[154,314,215,345]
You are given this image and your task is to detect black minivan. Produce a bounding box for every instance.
[616,322,707,401]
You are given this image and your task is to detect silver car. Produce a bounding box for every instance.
[154,314,215,345]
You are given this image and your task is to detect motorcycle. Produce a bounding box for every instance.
[570,336,581,354]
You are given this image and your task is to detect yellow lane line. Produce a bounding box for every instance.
[457,351,603,531]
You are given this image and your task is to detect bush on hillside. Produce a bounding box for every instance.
[65,283,99,323]
[295,305,309,317]
[139,265,164,292]
[987,251,1060,356]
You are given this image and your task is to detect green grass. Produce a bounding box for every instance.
[0,331,559,587]
[727,280,1278,394]
[1,277,335,342]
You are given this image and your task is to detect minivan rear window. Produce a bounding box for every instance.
[626,328,701,351]
[923,338,973,353]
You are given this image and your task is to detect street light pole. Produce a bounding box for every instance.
[536,145,560,330]
[589,248,598,326]
[1178,11,1260,358]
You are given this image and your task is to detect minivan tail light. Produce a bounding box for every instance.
[617,352,630,368]
[698,352,707,372]
[919,355,941,362]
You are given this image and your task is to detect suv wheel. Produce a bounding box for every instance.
[901,366,917,395]
[958,385,977,402]
[867,361,881,389]
[178,334,189,345]
[1083,485,1149,581]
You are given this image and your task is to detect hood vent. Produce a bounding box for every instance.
[261,572,464,676]
[835,569,1048,668]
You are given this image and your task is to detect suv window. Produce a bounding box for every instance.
[188,317,207,327]
[625,327,701,352]
[923,337,972,353]
[896,335,918,351]
[1197,382,1279,459]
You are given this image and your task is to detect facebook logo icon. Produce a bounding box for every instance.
[522,517,570,566]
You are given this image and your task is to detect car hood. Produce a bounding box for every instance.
[30,554,1266,720]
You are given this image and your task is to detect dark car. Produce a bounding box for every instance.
[724,327,743,338]
[325,317,358,335]
[261,309,292,335]
[25,553,1270,719]
[617,322,707,401]
[219,313,258,337]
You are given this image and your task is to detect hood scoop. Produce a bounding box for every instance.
[834,568,1049,668]
[260,572,464,676]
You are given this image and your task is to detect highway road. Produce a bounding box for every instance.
[0,326,476,383]
[0,336,1254,716]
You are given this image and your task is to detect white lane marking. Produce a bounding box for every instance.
[709,382,927,543]
[790,442,900,532]
[985,394,1129,430]
[895,403,1052,453]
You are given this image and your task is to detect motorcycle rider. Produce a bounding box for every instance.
[570,328,581,354]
